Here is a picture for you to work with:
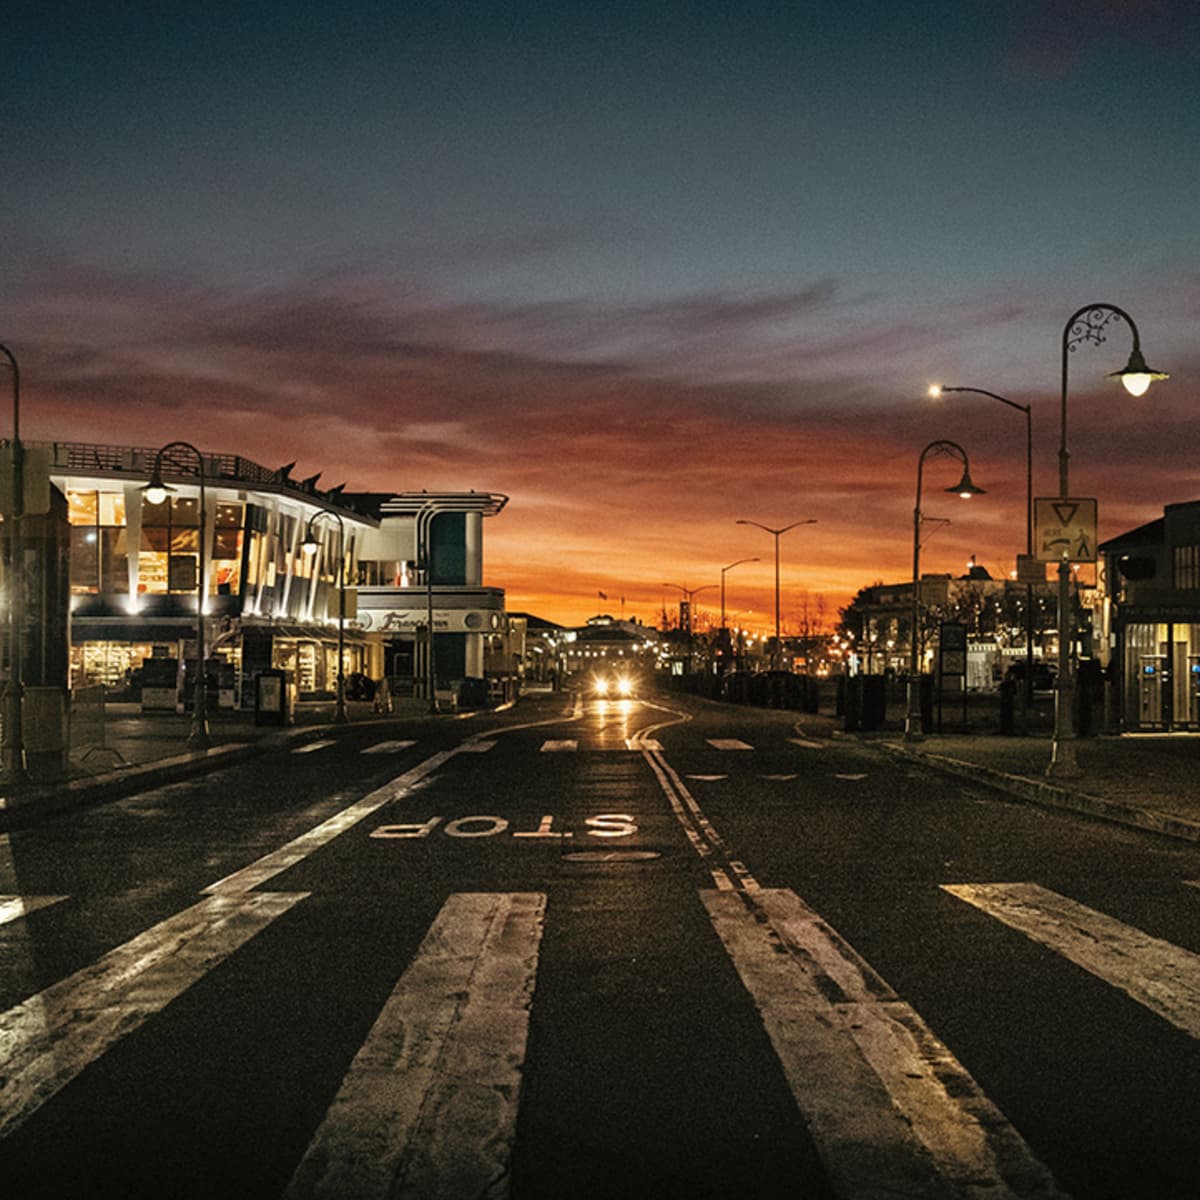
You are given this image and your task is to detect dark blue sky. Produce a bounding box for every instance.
[4,1,1198,621]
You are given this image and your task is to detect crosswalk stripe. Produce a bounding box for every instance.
[943,882,1200,1039]
[0,895,68,927]
[293,739,337,754]
[204,748,461,895]
[540,739,578,752]
[789,736,825,749]
[361,740,417,754]
[286,891,545,1199]
[706,738,753,750]
[704,888,1066,1199]
[0,891,306,1140]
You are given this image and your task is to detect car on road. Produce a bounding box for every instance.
[591,671,639,699]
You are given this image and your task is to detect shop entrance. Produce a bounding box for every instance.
[1123,622,1200,731]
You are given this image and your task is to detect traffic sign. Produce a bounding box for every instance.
[1035,497,1097,563]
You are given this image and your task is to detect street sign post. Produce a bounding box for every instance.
[1035,498,1098,563]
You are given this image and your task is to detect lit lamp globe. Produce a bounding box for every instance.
[1110,347,1169,397]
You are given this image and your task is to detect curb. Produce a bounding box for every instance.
[0,725,333,831]
[877,741,1200,844]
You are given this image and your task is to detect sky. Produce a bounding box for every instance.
[3,1,1198,630]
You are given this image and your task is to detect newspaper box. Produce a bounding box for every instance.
[254,669,294,726]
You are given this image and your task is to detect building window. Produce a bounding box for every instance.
[68,489,128,594]
[1174,544,1200,590]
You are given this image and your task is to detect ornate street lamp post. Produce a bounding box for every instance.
[735,518,817,670]
[302,510,349,724]
[905,440,985,741]
[1048,304,1168,776]
[0,344,27,782]
[144,441,211,749]
[930,384,1036,702]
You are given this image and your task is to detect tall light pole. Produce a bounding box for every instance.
[930,384,1036,702]
[144,442,211,749]
[720,556,759,630]
[735,518,817,670]
[906,440,985,741]
[302,510,348,724]
[1048,304,1168,776]
[662,582,716,674]
[0,344,27,782]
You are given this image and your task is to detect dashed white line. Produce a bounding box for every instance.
[361,740,417,754]
[540,740,578,752]
[706,738,754,751]
[292,739,337,754]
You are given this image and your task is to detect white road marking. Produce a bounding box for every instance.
[285,891,545,1200]
[625,737,662,750]
[0,895,68,927]
[460,740,496,753]
[0,891,306,1140]
[706,738,753,750]
[686,774,727,781]
[204,748,461,894]
[540,739,578,752]
[292,739,337,754]
[705,888,1066,1199]
[943,882,1200,1039]
[836,773,869,781]
[761,773,798,781]
[789,736,825,749]
[361,740,417,754]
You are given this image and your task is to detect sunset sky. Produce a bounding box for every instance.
[4,2,1198,630]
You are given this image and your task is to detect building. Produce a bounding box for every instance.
[1098,499,1200,731]
[51,440,508,707]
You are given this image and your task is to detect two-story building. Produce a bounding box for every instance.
[45,440,508,707]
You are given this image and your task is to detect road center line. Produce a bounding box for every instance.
[285,891,545,1200]
[0,891,306,1140]
[943,882,1200,1039]
[704,888,1067,1200]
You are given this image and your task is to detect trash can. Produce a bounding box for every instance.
[254,669,294,726]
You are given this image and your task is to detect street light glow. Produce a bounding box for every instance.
[928,383,943,398]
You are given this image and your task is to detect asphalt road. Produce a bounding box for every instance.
[1,690,1198,1199]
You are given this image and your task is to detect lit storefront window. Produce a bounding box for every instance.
[68,490,128,595]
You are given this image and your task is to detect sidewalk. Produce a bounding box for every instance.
[875,730,1200,844]
[0,699,409,830]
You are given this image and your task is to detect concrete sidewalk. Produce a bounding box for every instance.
[0,699,407,829]
[877,731,1200,844]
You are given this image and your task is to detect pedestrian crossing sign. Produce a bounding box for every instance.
[1035,497,1098,563]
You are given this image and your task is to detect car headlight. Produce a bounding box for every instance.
[593,676,610,697]
[615,676,634,697]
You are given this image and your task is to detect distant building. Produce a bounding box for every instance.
[1098,499,1200,731]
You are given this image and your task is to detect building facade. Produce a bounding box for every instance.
[1098,499,1200,731]
[47,441,508,707]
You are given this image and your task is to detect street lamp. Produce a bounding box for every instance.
[906,440,985,741]
[144,441,211,749]
[1048,303,1168,776]
[0,343,27,782]
[735,518,817,670]
[302,510,348,724]
[929,384,1036,702]
[720,557,759,631]
[662,582,716,674]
